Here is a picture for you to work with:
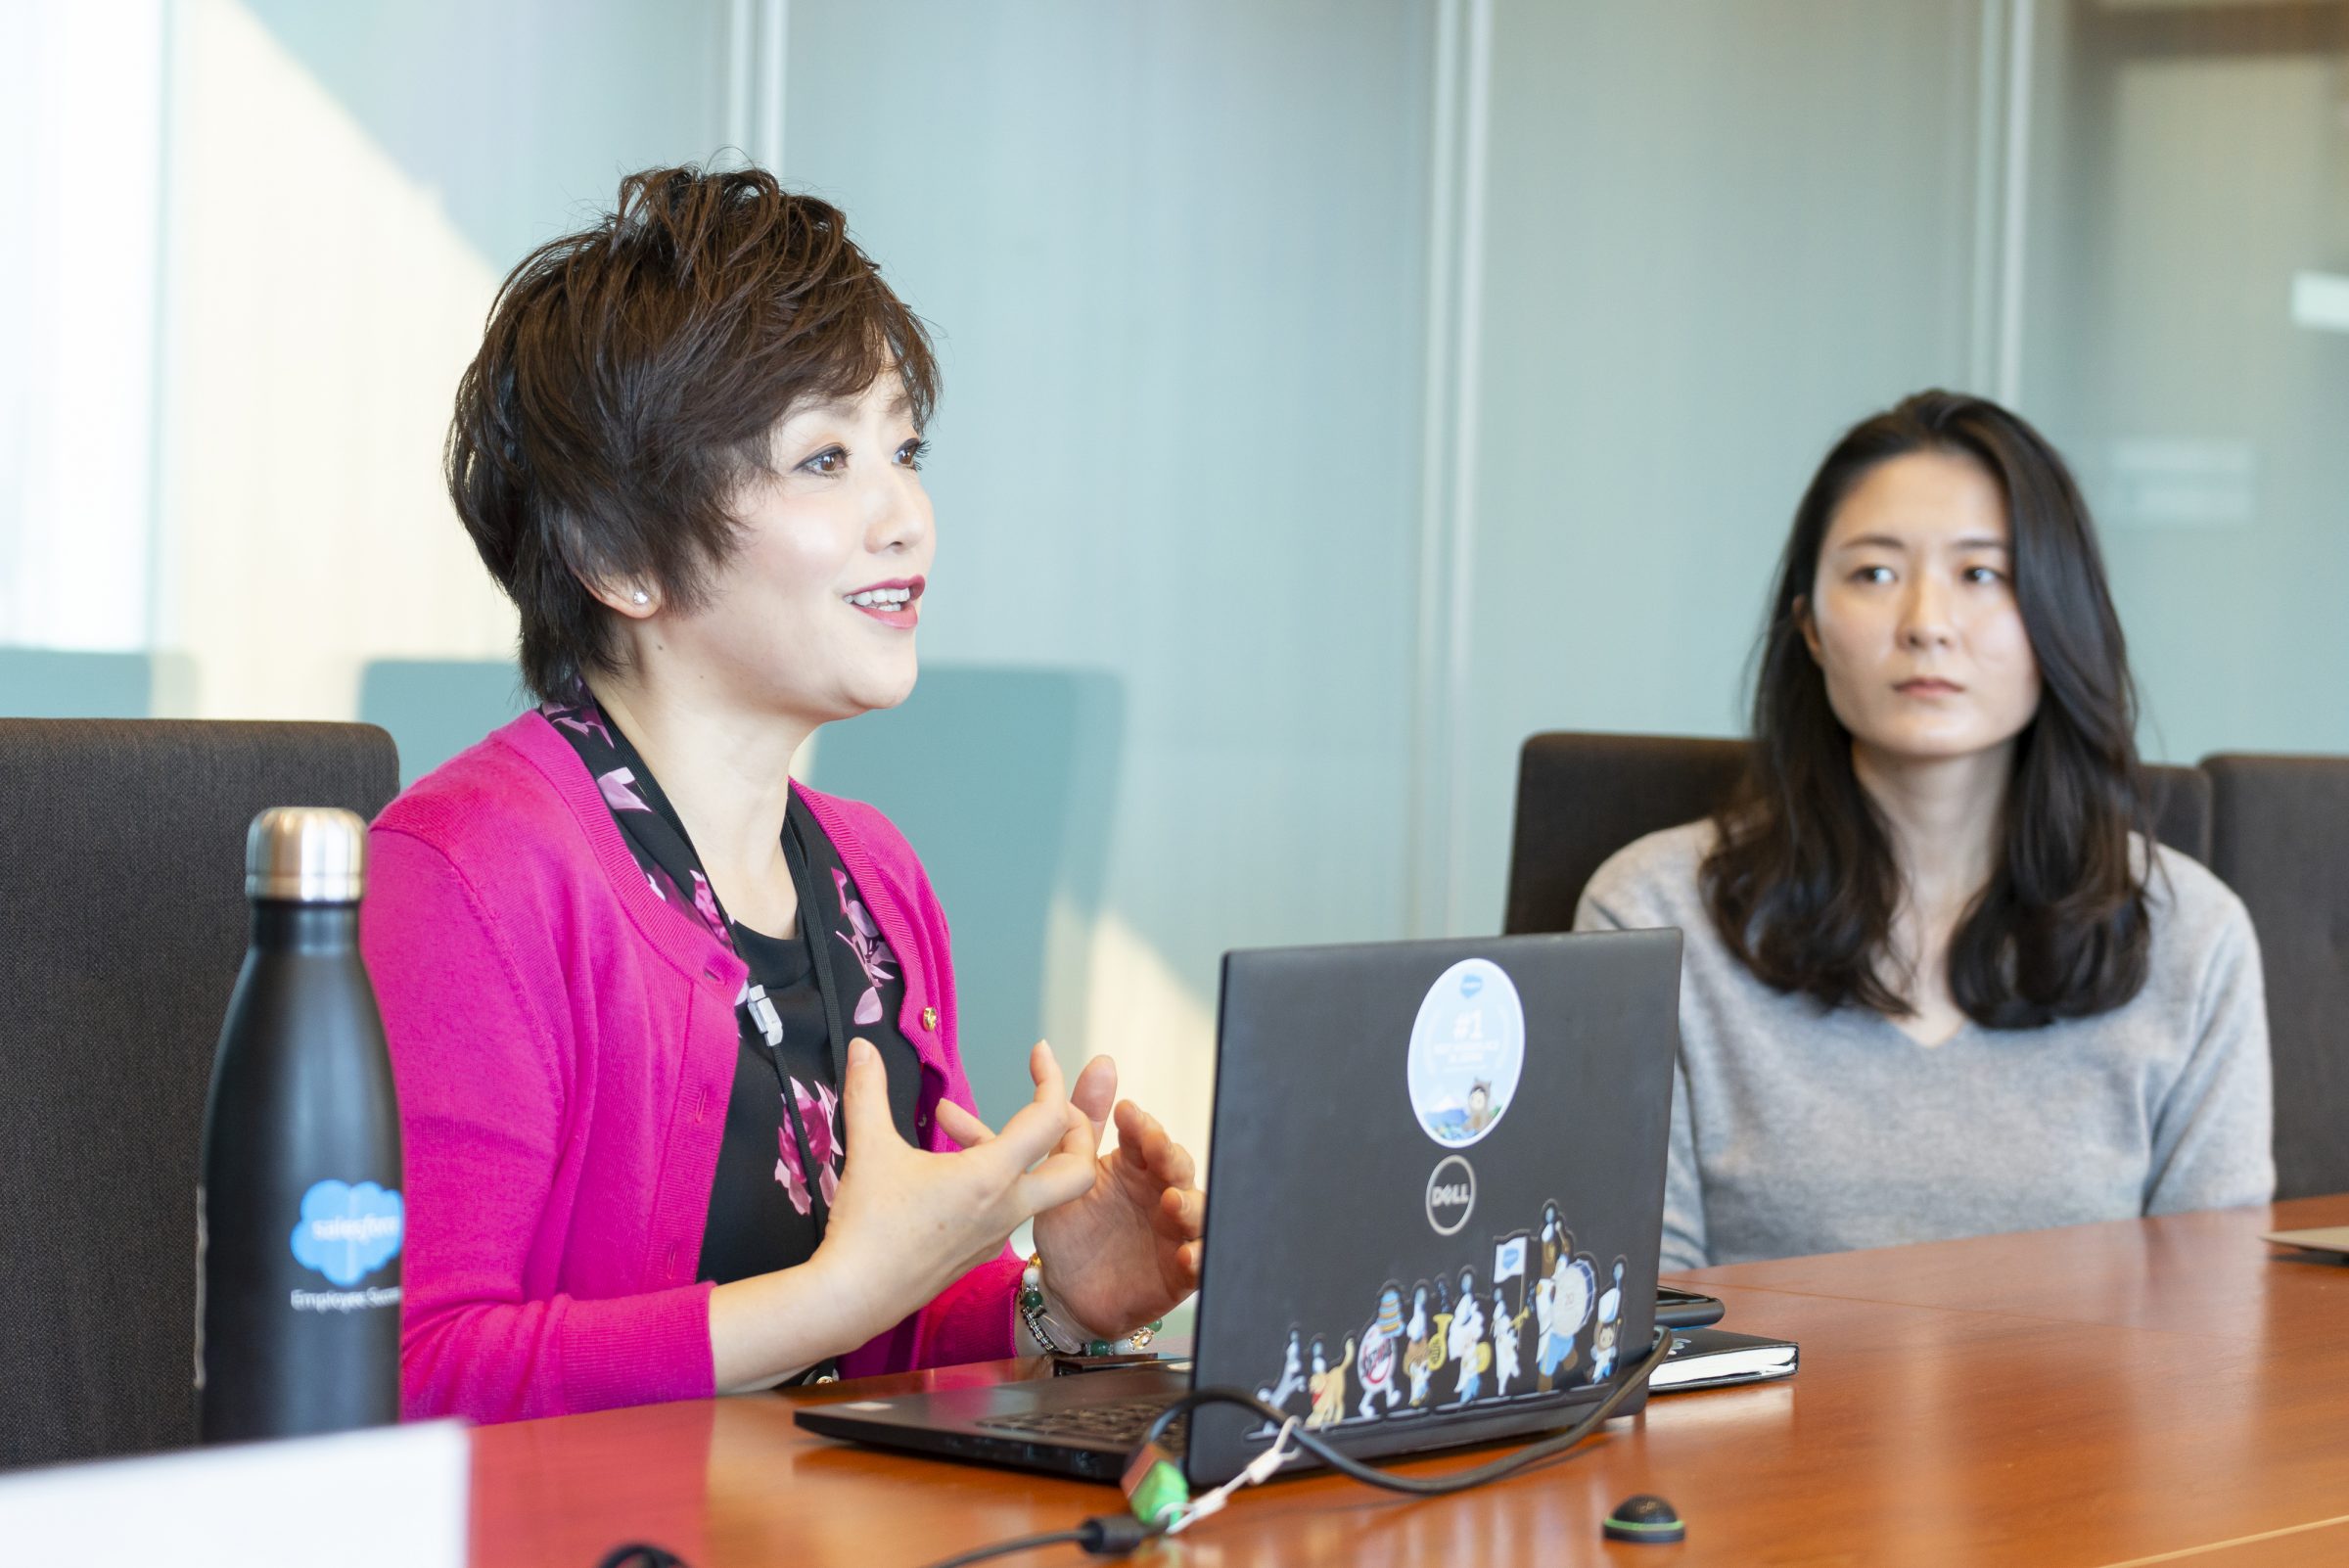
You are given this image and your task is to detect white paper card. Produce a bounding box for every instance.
[0,1420,468,1567]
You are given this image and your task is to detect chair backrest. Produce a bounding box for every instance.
[1502,730,2214,934]
[0,720,399,1469]
[1502,733,1745,936]
[2201,754,2349,1201]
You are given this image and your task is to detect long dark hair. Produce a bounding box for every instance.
[1702,390,2152,1028]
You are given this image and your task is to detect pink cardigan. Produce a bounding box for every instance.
[361,712,1021,1422]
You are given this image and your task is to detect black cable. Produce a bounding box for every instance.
[913,1527,1090,1568]
[1138,1323,1673,1498]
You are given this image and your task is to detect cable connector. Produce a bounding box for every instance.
[1120,1440,1188,1529]
[1167,1418,1301,1536]
[1075,1512,1159,1556]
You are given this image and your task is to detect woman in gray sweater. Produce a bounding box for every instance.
[1576,392,2274,1272]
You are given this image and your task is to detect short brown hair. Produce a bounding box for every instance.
[446,165,939,701]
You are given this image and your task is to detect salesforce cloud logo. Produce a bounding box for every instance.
[290,1179,405,1287]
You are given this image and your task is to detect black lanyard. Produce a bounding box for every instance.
[617,759,853,1241]
[774,809,854,1237]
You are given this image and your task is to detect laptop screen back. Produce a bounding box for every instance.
[1184,929,1681,1483]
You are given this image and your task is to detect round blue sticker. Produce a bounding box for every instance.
[1405,957,1526,1147]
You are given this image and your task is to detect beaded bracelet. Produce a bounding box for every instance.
[1019,1253,1164,1358]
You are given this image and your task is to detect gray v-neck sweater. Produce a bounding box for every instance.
[1575,821,2276,1271]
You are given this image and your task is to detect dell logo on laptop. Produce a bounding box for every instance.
[1425,1154,1476,1235]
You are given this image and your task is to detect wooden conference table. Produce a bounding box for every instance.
[471,1194,2349,1568]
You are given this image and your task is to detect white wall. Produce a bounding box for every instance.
[150,0,733,721]
[0,0,164,653]
[783,0,1436,1152]
[1437,0,1991,931]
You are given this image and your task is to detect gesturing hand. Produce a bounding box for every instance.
[814,1038,1094,1347]
[938,1047,1205,1341]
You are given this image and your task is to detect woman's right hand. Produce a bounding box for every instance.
[813,1037,1094,1343]
[711,1038,1091,1392]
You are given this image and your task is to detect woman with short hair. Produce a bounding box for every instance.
[1576,391,2274,1271]
[363,166,1202,1421]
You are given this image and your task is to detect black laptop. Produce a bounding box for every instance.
[796,929,1681,1487]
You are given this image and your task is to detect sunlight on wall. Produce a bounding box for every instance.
[153,0,515,721]
[0,0,162,651]
[1076,907,1217,1166]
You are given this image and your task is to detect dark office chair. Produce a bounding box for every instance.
[2201,754,2349,1202]
[1502,730,2214,935]
[0,720,399,1469]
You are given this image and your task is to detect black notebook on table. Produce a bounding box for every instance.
[1651,1326,1799,1392]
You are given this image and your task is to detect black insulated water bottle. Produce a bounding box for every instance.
[198,807,403,1441]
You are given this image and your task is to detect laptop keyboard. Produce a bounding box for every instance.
[976,1397,1187,1455]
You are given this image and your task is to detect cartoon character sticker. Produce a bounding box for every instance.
[1590,1258,1627,1380]
[1427,1275,1453,1379]
[1357,1284,1407,1419]
[1258,1327,1307,1415]
[1536,1242,1597,1392]
[1406,958,1526,1148]
[1245,1199,1613,1437]
[1402,1282,1438,1408]
[1491,1233,1532,1398]
[1448,1267,1488,1404]
[1493,1284,1526,1398]
[1307,1336,1356,1431]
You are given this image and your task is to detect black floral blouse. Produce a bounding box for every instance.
[542,694,924,1295]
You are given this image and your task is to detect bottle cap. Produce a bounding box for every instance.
[245,807,367,903]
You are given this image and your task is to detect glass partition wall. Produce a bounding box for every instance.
[2,0,2339,1158]
[2023,0,2349,761]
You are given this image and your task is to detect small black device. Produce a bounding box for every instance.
[798,929,1681,1485]
[1653,1286,1726,1329]
[1603,1494,1686,1545]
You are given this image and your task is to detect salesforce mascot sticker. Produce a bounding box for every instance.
[1406,957,1526,1148]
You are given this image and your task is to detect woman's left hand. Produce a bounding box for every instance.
[938,1047,1204,1340]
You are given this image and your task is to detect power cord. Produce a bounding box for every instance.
[915,1325,1675,1566]
[915,1518,1154,1568]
